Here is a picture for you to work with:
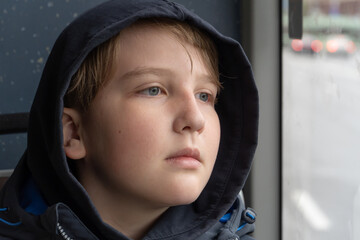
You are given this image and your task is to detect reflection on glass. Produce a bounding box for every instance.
[0,1,107,169]
[0,0,106,114]
[0,134,26,170]
[282,0,360,239]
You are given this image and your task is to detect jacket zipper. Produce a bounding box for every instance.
[57,223,74,240]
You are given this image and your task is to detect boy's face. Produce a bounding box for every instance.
[78,24,220,208]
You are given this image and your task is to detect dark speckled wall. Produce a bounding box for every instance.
[0,0,242,169]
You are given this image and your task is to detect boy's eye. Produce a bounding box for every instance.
[141,87,162,96]
[196,92,210,102]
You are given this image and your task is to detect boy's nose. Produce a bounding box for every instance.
[173,95,205,134]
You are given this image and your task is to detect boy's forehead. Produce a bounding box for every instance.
[119,66,217,85]
[114,49,217,89]
[112,22,219,87]
[118,23,214,66]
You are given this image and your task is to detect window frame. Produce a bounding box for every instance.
[245,0,282,239]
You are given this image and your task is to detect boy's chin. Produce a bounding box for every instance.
[172,194,200,206]
[160,177,209,206]
[163,197,199,208]
[160,187,203,207]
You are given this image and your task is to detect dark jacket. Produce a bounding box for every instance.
[0,0,259,239]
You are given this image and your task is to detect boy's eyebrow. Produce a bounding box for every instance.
[120,67,219,89]
[120,67,173,80]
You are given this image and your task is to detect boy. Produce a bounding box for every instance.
[0,0,258,239]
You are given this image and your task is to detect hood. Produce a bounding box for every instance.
[8,0,258,239]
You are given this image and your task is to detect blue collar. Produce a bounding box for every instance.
[20,178,48,215]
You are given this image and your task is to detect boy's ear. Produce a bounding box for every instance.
[62,107,86,160]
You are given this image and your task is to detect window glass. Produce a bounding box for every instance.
[0,0,106,169]
[282,0,360,239]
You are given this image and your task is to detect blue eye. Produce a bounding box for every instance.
[197,92,209,102]
[143,87,161,96]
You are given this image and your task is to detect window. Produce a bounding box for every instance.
[282,0,360,239]
[0,0,106,170]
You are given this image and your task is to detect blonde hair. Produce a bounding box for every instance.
[64,18,220,110]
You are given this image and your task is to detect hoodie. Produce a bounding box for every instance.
[0,0,259,239]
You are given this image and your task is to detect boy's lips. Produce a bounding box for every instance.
[165,148,201,169]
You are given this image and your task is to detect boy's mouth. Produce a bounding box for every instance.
[165,148,201,169]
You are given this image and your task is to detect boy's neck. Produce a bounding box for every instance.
[79,173,168,240]
[100,201,166,240]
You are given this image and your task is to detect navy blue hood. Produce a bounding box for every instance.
[1,1,258,239]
